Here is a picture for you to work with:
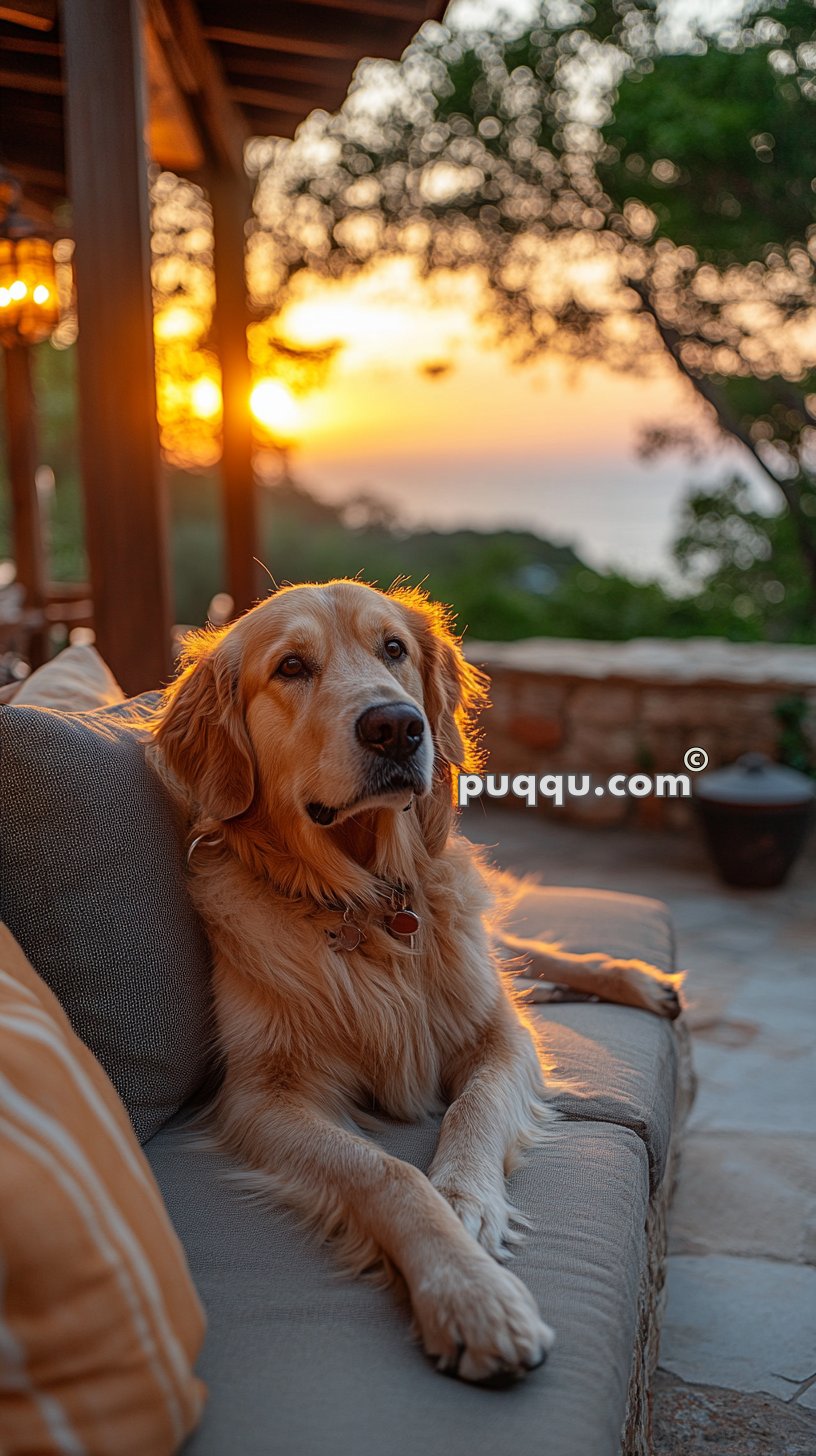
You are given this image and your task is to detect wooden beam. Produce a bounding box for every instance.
[0,31,61,54]
[288,0,426,16]
[227,82,325,114]
[208,0,425,26]
[6,160,66,200]
[239,107,314,139]
[0,66,64,94]
[3,344,48,665]
[147,0,250,175]
[143,16,204,173]
[62,0,172,693]
[207,165,259,617]
[2,91,62,125]
[0,131,67,191]
[219,47,350,88]
[204,20,395,64]
[0,1,55,29]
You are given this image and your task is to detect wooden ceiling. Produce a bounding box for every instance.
[0,0,444,214]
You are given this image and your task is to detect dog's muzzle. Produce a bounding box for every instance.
[307,703,429,827]
[355,702,425,763]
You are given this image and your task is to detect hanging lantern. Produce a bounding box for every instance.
[0,169,59,348]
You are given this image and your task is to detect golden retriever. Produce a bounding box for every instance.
[150,580,681,1385]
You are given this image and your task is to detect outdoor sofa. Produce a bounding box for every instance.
[0,647,694,1456]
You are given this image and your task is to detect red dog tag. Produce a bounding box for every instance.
[386,909,420,938]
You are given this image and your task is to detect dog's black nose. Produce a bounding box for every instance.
[356,703,425,761]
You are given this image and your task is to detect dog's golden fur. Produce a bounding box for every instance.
[150,580,681,1384]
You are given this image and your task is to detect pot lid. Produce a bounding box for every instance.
[695,752,815,806]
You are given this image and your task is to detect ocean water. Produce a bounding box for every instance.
[299,444,774,586]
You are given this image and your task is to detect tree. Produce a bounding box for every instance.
[250,0,816,597]
[672,473,814,640]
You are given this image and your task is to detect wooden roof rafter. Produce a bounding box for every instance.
[1,0,444,205]
[147,0,250,177]
[0,1,56,30]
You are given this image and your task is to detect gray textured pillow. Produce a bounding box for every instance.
[0,696,211,1142]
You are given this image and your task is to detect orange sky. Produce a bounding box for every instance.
[267,261,770,581]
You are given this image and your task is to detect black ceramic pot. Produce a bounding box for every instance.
[694,753,815,889]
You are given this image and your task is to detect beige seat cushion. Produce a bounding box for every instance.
[0,925,206,1455]
[148,1113,649,1456]
[12,643,124,712]
[147,887,682,1456]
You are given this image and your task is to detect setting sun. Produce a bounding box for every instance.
[250,378,301,440]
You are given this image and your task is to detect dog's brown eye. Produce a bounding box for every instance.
[277,655,307,679]
[384,638,406,661]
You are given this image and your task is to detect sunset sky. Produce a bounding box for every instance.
[268,260,769,584]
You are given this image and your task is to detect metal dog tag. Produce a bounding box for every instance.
[338,922,364,951]
[327,921,366,952]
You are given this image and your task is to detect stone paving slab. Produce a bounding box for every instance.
[688,987,816,1138]
[669,1133,816,1265]
[660,1255,816,1405]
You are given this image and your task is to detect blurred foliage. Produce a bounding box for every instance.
[169,465,816,643]
[601,6,816,263]
[170,468,582,635]
[673,474,815,640]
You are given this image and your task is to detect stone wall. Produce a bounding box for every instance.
[464,638,816,825]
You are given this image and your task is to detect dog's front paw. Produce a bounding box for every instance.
[413,1249,554,1385]
[430,1174,526,1263]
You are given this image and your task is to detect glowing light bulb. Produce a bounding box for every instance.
[0,288,9,308]
[9,280,27,301]
[33,285,50,305]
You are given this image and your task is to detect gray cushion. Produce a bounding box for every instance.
[505,887,678,1188]
[147,1115,649,1456]
[0,698,211,1142]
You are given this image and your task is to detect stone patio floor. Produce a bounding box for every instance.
[464,805,816,1456]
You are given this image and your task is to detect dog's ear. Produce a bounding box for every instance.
[154,633,255,821]
[392,590,489,855]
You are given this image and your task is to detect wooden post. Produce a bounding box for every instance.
[62,0,173,694]
[3,342,48,665]
[207,165,259,617]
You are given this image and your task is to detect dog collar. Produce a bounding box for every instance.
[185,834,419,948]
[326,883,421,953]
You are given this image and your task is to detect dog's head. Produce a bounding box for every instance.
[155,581,487,861]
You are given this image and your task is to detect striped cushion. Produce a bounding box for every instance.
[0,924,206,1455]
